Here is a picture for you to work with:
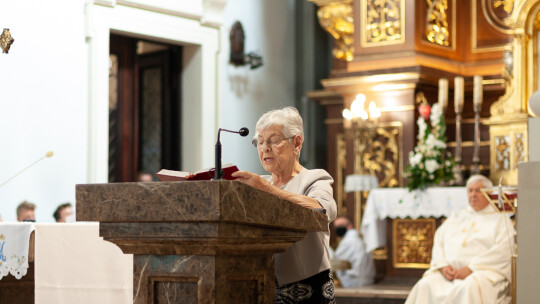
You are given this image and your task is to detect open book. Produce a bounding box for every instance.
[155,163,239,181]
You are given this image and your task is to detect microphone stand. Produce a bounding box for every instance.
[214,127,249,180]
[214,130,223,180]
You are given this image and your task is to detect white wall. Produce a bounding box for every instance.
[0,0,88,222]
[0,0,297,222]
[220,0,296,174]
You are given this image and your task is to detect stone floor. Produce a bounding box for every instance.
[334,277,417,304]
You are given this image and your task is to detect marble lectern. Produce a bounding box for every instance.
[76,180,328,304]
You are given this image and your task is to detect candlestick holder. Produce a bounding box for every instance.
[471,104,481,175]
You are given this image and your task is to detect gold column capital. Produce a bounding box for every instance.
[309,0,355,61]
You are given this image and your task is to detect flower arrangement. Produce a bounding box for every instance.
[405,101,457,191]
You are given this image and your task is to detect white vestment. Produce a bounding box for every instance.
[406,205,515,304]
[333,229,375,287]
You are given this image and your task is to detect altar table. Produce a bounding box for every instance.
[0,222,133,304]
[360,187,468,252]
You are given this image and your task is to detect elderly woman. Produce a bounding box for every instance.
[232,107,337,304]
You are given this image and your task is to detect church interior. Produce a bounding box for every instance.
[1,0,540,303]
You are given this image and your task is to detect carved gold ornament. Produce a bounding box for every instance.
[0,29,14,54]
[493,0,514,14]
[515,133,525,163]
[364,0,404,45]
[353,123,402,188]
[393,218,435,268]
[495,135,511,171]
[336,133,348,214]
[315,2,355,61]
[426,0,450,46]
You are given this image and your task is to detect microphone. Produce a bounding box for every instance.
[214,128,249,180]
[0,151,54,189]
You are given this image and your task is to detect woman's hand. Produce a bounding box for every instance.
[231,170,322,210]
[231,171,272,192]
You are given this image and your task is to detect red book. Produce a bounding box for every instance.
[155,163,239,181]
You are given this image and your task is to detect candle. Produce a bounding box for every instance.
[438,78,448,112]
[454,76,464,112]
[473,75,483,108]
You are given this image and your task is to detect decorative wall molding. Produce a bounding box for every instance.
[86,3,221,182]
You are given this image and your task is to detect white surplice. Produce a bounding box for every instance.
[406,204,515,304]
[333,229,375,287]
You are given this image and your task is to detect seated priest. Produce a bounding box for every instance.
[232,106,337,304]
[330,216,375,287]
[405,174,515,304]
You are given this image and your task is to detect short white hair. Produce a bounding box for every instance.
[466,174,493,188]
[254,107,304,141]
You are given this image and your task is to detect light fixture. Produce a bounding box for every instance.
[344,174,379,193]
[342,94,380,123]
[229,21,263,70]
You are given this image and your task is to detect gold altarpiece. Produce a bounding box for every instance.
[307,0,535,276]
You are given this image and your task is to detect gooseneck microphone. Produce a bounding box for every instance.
[214,127,249,180]
[0,151,54,189]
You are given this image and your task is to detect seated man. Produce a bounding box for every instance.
[53,202,74,222]
[405,175,515,304]
[16,200,36,222]
[331,216,375,287]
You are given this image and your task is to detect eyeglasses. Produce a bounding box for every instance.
[252,135,294,149]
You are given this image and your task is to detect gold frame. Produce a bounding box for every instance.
[361,0,406,47]
[423,0,457,50]
[352,121,404,227]
[392,218,436,269]
[472,0,513,53]
[488,121,528,185]
[336,133,347,215]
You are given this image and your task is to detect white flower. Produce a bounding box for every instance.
[425,159,439,173]
[409,152,423,167]
[417,117,427,141]
[425,133,446,150]
[430,103,442,126]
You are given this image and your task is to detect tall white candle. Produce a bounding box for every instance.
[473,75,483,108]
[438,78,448,112]
[454,76,464,112]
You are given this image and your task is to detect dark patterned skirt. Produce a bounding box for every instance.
[275,270,335,304]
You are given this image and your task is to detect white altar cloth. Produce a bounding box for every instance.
[0,223,34,280]
[35,222,133,304]
[361,187,468,252]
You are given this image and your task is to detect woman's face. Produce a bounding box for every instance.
[256,125,298,175]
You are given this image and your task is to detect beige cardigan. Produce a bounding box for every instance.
[264,168,337,285]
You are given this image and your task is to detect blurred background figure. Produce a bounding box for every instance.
[53,202,74,223]
[17,201,36,222]
[138,172,153,182]
[332,216,375,287]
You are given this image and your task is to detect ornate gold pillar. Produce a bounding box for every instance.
[483,0,539,185]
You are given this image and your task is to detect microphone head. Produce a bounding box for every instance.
[239,127,249,137]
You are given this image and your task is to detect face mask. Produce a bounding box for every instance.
[335,226,347,237]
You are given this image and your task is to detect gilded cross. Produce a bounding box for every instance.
[462,222,479,247]
[0,28,14,54]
